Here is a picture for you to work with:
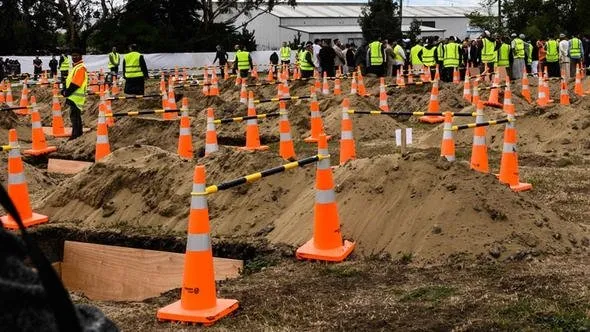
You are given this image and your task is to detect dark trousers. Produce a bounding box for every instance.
[301,70,314,79]
[370,65,384,77]
[239,69,249,78]
[124,77,145,95]
[109,65,118,74]
[442,67,454,82]
[322,66,335,78]
[219,63,226,77]
[545,62,560,77]
[34,70,41,80]
[50,70,57,78]
[66,99,83,139]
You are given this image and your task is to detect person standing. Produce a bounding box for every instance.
[213,45,228,77]
[333,39,345,74]
[496,36,511,79]
[123,44,149,95]
[544,36,560,77]
[569,34,584,77]
[511,33,525,79]
[312,39,321,72]
[233,45,253,79]
[536,39,546,77]
[299,42,316,78]
[422,39,438,77]
[559,33,570,78]
[442,36,460,82]
[393,40,406,76]
[319,40,336,78]
[59,52,70,82]
[481,31,497,74]
[62,48,87,140]
[436,37,446,72]
[410,40,424,73]
[108,47,120,74]
[32,56,42,80]
[345,44,356,74]
[367,38,385,77]
[384,40,395,76]
[279,41,291,66]
[49,55,58,78]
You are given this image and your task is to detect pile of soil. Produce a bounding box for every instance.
[41,144,588,262]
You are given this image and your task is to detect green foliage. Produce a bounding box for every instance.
[358,0,402,43]
[289,31,302,49]
[405,19,422,44]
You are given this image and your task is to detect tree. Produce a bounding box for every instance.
[358,0,402,43]
[406,19,422,44]
[465,0,503,35]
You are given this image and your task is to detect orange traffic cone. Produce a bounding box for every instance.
[105,98,115,127]
[452,67,460,84]
[177,97,193,159]
[339,98,355,165]
[425,66,432,82]
[574,65,584,96]
[50,88,69,137]
[296,134,355,262]
[266,65,274,82]
[333,78,341,95]
[17,84,30,115]
[202,69,210,96]
[378,77,389,111]
[278,101,296,160]
[5,83,14,106]
[164,88,178,120]
[536,72,548,107]
[95,108,111,161]
[484,74,502,108]
[440,112,455,162]
[160,72,166,93]
[463,71,472,103]
[407,66,414,84]
[521,66,532,103]
[204,108,218,156]
[0,87,4,105]
[252,66,259,80]
[498,95,532,192]
[396,69,405,87]
[350,72,357,95]
[238,91,269,151]
[322,72,330,95]
[503,79,515,114]
[24,96,57,156]
[357,72,367,96]
[304,87,331,143]
[239,82,247,104]
[112,75,120,95]
[434,64,441,81]
[470,101,489,173]
[543,67,553,104]
[157,165,239,325]
[224,63,230,81]
[209,75,219,96]
[0,129,49,230]
[419,79,443,123]
[234,75,241,87]
[560,76,570,106]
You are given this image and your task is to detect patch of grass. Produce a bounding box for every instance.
[399,252,413,264]
[243,256,278,275]
[319,264,362,278]
[497,298,536,322]
[400,285,456,303]
[534,310,590,330]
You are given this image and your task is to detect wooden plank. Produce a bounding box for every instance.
[60,241,243,301]
[48,158,94,174]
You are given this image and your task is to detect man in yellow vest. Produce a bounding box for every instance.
[280,41,291,66]
[510,33,525,79]
[299,42,316,79]
[61,48,87,140]
[108,47,120,74]
[367,38,385,77]
[123,44,149,95]
[481,31,497,74]
[422,38,438,78]
[233,45,254,79]
[569,34,584,77]
[442,36,461,82]
[410,40,424,74]
[496,36,511,79]
[544,36,560,77]
[59,52,70,83]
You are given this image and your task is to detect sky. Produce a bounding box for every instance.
[404,0,480,5]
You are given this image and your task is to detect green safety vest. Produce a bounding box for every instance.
[443,43,459,68]
[299,50,313,71]
[570,37,582,58]
[410,45,423,66]
[65,62,87,110]
[422,47,436,67]
[482,38,497,63]
[369,41,383,65]
[393,44,404,63]
[124,51,144,78]
[497,43,510,67]
[280,47,291,61]
[108,52,120,69]
[437,43,444,61]
[513,38,525,59]
[526,43,532,64]
[545,40,559,62]
[236,50,250,70]
[60,56,70,71]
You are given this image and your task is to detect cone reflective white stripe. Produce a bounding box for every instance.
[316,189,336,204]
[207,122,215,131]
[179,128,191,136]
[280,132,292,140]
[8,172,26,185]
[318,148,330,168]
[32,121,42,129]
[503,142,515,152]
[96,135,109,143]
[473,136,486,145]
[186,234,211,252]
[341,131,353,140]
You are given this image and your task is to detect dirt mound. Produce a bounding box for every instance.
[40,144,588,262]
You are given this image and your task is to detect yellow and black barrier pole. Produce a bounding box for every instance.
[347,110,476,117]
[447,118,512,131]
[213,112,281,124]
[192,154,327,195]
[0,145,13,152]
[106,94,163,100]
[106,109,184,118]
[0,105,33,112]
[253,95,311,104]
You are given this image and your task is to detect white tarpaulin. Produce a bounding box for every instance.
[4,51,293,75]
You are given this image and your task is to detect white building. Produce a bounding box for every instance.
[228,2,480,50]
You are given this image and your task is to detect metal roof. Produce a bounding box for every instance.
[269,5,478,18]
[282,24,445,34]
